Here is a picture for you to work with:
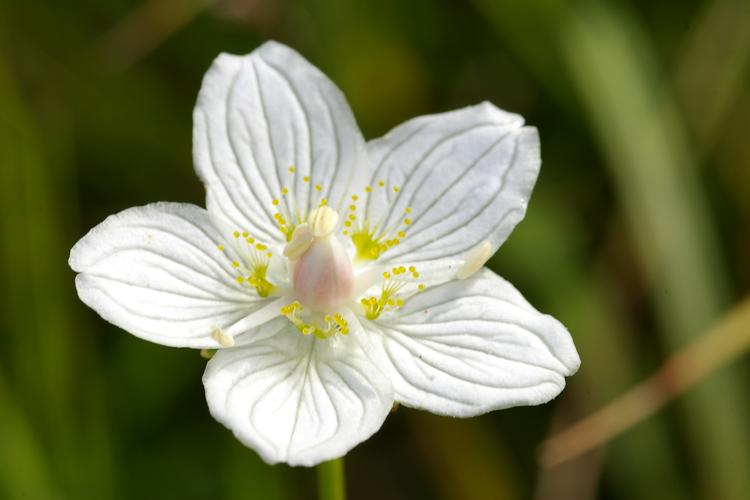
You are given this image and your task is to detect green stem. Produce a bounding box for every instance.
[317,458,345,500]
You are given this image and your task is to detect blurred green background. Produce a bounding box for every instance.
[2,0,750,499]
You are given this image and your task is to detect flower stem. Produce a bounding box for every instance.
[316,458,345,500]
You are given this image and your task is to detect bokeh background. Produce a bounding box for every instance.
[2,0,750,499]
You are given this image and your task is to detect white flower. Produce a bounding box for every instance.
[69,41,580,466]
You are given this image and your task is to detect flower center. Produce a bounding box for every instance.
[285,206,355,312]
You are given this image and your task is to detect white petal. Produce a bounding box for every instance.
[361,102,539,279]
[203,317,393,466]
[366,268,579,417]
[193,41,366,245]
[69,202,264,348]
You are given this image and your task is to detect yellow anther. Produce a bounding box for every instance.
[233,231,240,238]
[217,245,225,251]
[405,207,412,214]
[288,165,296,173]
[404,218,411,225]
[365,186,372,193]
[315,184,322,191]
[457,241,493,280]
[310,206,339,237]
[232,261,240,268]
[349,204,357,211]
[408,266,416,272]
[412,272,420,278]
[352,195,359,201]
[303,176,310,182]
[242,231,249,238]
[398,231,406,238]
[236,276,244,283]
[344,221,351,227]
[283,223,313,260]
[418,284,425,291]
[378,181,385,187]
[281,187,289,195]
[383,271,391,279]
[320,198,328,206]
[348,214,356,220]
[211,326,235,347]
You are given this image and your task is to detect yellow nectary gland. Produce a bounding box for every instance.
[246,264,274,297]
[280,301,349,339]
[351,230,389,260]
[360,265,423,320]
[343,183,412,261]
[221,234,277,298]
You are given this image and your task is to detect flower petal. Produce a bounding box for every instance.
[193,41,366,245]
[203,318,393,466]
[360,102,539,280]
[366,268,579,417]
[69,202,264,348]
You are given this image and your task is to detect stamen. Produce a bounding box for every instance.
[456,241,493,279]
[283,223,313,260]
[211,326,235,347]
[310,206,339,238]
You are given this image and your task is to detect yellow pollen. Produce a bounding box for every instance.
[378,181,385,187]
[352,195,359,201]
[217,245,224,251]
[349,204,357,211]
[320,198,328,206]
[303,176,310,182]
[365,186,372,193]
[288,165,296,173]
[281,187,289,195]
[233,231,240,238]
[418,284,425,291]
[232,261,240,268]
[393,185,400,193]
[404,218,411,225]
[405,207,412,214]
[315,184,322,191]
